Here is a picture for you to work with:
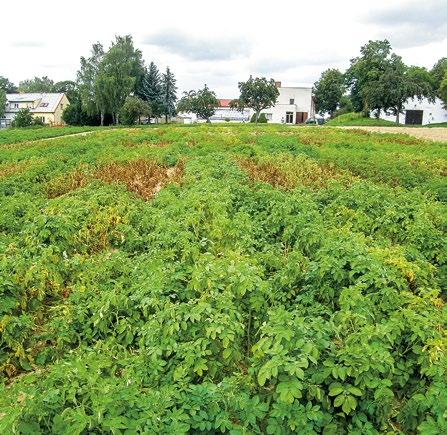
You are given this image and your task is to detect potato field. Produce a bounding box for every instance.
[0,125,446,434]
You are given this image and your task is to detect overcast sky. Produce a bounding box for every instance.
[2,0,446,97]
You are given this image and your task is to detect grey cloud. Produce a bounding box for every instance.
[251,53,345,74]
[142,30,251,61]
[365,1,447,48]
[11,41,45,48]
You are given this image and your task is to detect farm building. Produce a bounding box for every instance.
[259,81,315,124]
[0,93,69,128]
[377,97,447,125]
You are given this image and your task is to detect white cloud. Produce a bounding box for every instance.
[1,0,446,96]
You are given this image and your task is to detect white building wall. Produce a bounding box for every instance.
[379,97,447,125]
[260,86,314,124]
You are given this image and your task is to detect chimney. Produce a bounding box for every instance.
[275,81,281,88]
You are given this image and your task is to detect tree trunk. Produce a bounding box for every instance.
[396,111,400,124]
[100,111,104,127]
[116,113,119,125]
[111,113,116,125]
[255,111,260,124]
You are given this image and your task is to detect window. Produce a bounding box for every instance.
[39,102,49,108]
[265,113,273,121]
[289,98,295,105]
[40,117,46,124]
[286,112,293,123]
[13,103,19,108]
[60,104,64,110]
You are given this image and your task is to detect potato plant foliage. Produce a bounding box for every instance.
[0,125,446,434]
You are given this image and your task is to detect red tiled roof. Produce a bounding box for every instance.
[218,99,232,107]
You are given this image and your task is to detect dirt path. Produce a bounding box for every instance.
[338,126,447,143]
[38,131,96,142]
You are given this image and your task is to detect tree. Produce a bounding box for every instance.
[119,96,151,125]
[11,108,35,127]
[346,40,394,116]
[313,69,345,117]
[161,67,177,123]
[177,84,219,122]
[381,62,435,123]
[0,76,17,93]
[430,58,447,96]
[96,35,144,125]
[18,76,55,93]
[332,95,354,118]
[62,100,100,126]
[137,62,163,122]
[440,72,447,109]
[0,88,6,118]
[53,80,77,102]
[77,42,106,125]
[230,76,279,123]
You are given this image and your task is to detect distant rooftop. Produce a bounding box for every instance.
[6,93,65,113]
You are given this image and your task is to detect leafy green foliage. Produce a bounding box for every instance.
[177,84,219,121]
[313,68,345,116]
[10,108,43,128]
[231,76,279,123]
[119,96,151,125]
[0,124,446,434]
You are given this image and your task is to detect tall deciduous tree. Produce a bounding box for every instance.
[345,40,394,116]
[313,68,345,117]
[96,35,144,125]
[18,76,55,93]
[0,76,17,93]
[177,84,220,122]
[382,61,434,123]
[161,67,177,123]
[138,62,163,122]
[53,80,77,102]
[77,43,106,125]
[430,58,447,96]
[230,76,279,123]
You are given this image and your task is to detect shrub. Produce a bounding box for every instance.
[11,108,34,127]
[120,96,151,126]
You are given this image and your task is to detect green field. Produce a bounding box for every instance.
[1,125,446,434]
[0,126,104,146]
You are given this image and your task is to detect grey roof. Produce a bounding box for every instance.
[6,93,65,113]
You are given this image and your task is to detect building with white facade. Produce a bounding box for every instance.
[0,93,69,128]
[260,82,315,124]
[177,81,315,125]
[378,97,447,126]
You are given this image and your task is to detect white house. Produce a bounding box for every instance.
[0,93,69,128]
[378,97,447,126]
[260,81,315,124]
